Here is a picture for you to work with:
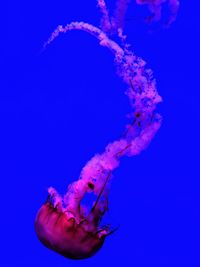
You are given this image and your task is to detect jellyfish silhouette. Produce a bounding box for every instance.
[35,0,179,260]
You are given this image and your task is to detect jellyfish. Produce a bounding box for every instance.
[35,0,179,260]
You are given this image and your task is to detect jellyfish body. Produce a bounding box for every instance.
[35,0,179,259]
[35,196,108,259]
[35,204,105,259]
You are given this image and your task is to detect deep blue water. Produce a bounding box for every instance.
[1,1,200,266]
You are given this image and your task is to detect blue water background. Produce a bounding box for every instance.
[1,1,200,266]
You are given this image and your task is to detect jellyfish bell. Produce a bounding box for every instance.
[35,177,112,259]
[35,172,113,259]
[35,204,107,259]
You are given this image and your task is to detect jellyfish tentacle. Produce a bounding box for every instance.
[90,171,112,213]
[136,0,180,25]
[98,0,112,33]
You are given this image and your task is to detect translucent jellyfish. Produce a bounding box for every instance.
[35,0,179,260]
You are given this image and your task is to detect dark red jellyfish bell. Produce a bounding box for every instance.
[35,178,111,259]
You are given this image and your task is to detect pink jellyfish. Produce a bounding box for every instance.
[35,0,179,260]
